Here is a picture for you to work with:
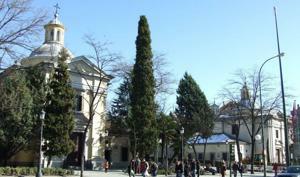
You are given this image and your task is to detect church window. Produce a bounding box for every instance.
[276,130,279,138]
[50,29,54,41]
[75,95,82,111]
[57,30,60,41]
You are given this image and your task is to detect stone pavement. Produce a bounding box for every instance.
[1,170,275,177]
[74,170,276,177]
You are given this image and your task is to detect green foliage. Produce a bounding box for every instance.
[157,168,173,175]
[0,167,73,176]
[157,113,177,142]
[0,70,34,164]
[157,113,177,155]
[130,15,157,157]
[109,75,132,131]
[44,48,75,158]
[25,65,47,121]
[175,72,214,141]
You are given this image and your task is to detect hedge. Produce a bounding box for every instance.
[0,167,74,176]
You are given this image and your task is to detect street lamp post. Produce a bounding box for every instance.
[274,6,289,167]
[180,127,184,174]
[258,53,284,177]
[36,110,46,177]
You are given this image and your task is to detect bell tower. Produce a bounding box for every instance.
[44,4,64,45]
[240,82,250,107]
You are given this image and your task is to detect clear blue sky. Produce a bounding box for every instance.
[33,0,300,112]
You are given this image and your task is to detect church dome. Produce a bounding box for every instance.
[29,43,73,58]
[22,6,73,66]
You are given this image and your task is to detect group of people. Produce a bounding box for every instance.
[231,161,244,177]
[175,159,201,177]
[220,161,244,177]
[128,158,158,177]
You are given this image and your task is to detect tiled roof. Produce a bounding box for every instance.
[187,133,249,144]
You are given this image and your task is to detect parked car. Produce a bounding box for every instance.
[277,166,300,177]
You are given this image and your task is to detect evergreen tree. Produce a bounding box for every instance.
[0,70,34,165]
[175,72,214,158]
[109,75,132,130]
[26,65,47,126]
[130,15,157,157]
[157,113,177,165]
[44,48,75,161]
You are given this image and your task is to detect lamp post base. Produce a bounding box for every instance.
[36,171,42,177]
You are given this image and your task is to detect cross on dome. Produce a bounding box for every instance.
[54,3,60,19]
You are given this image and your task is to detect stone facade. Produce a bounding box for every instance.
[8,11,111,168]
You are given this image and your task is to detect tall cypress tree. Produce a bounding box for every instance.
[131,16,157,158]
[44,48,75,162]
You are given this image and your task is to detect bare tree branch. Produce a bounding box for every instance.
[219,68,284,173]
[0,0,47,67]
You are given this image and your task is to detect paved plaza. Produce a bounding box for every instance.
[74,170,275,177]
[3,170,275,177]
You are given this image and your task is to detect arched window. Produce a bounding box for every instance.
[57,30,60,41]
[50,29,54,41]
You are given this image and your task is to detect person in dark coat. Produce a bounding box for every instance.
[175,160,183,177]
[220,162,226,177]
[232,161,239,177]
[128,160,135,177]
[196,160,200,177]
[191,159,196,177]
[184,160,190,177]
[273,163,278,177]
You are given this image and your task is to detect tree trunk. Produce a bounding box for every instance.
[203,138,208,166]
[192,143,197,160]
[134,127,137,158]
[236,134,241,162]
[250,136,255,174]
[161,135,165,164]
[80,131,87,177]
[192,135,199,159]
[165,139,168,176]
[235,123,242,162]
[267,139,270,163]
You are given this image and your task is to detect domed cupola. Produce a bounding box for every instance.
[240,82,250,107]
[44,9,65,45]
[21,4,73,66]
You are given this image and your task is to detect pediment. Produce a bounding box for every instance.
[68,55,110,79]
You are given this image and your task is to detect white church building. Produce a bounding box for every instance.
[8,10,111,168]
[186,83,289,165]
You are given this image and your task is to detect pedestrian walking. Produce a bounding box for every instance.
[191,159,196,177]
[238,162,243,177]
[150,161,158,177]
[196,160,200,177]
[220,162,226,177]
[128,160,135,177]
[136,157,141,174]
[103,160,109,173]
[232,161,239,177]
[184,160,190,177]
[273,163,278,177]
[141,158,150,177]
[175,160,183,177]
